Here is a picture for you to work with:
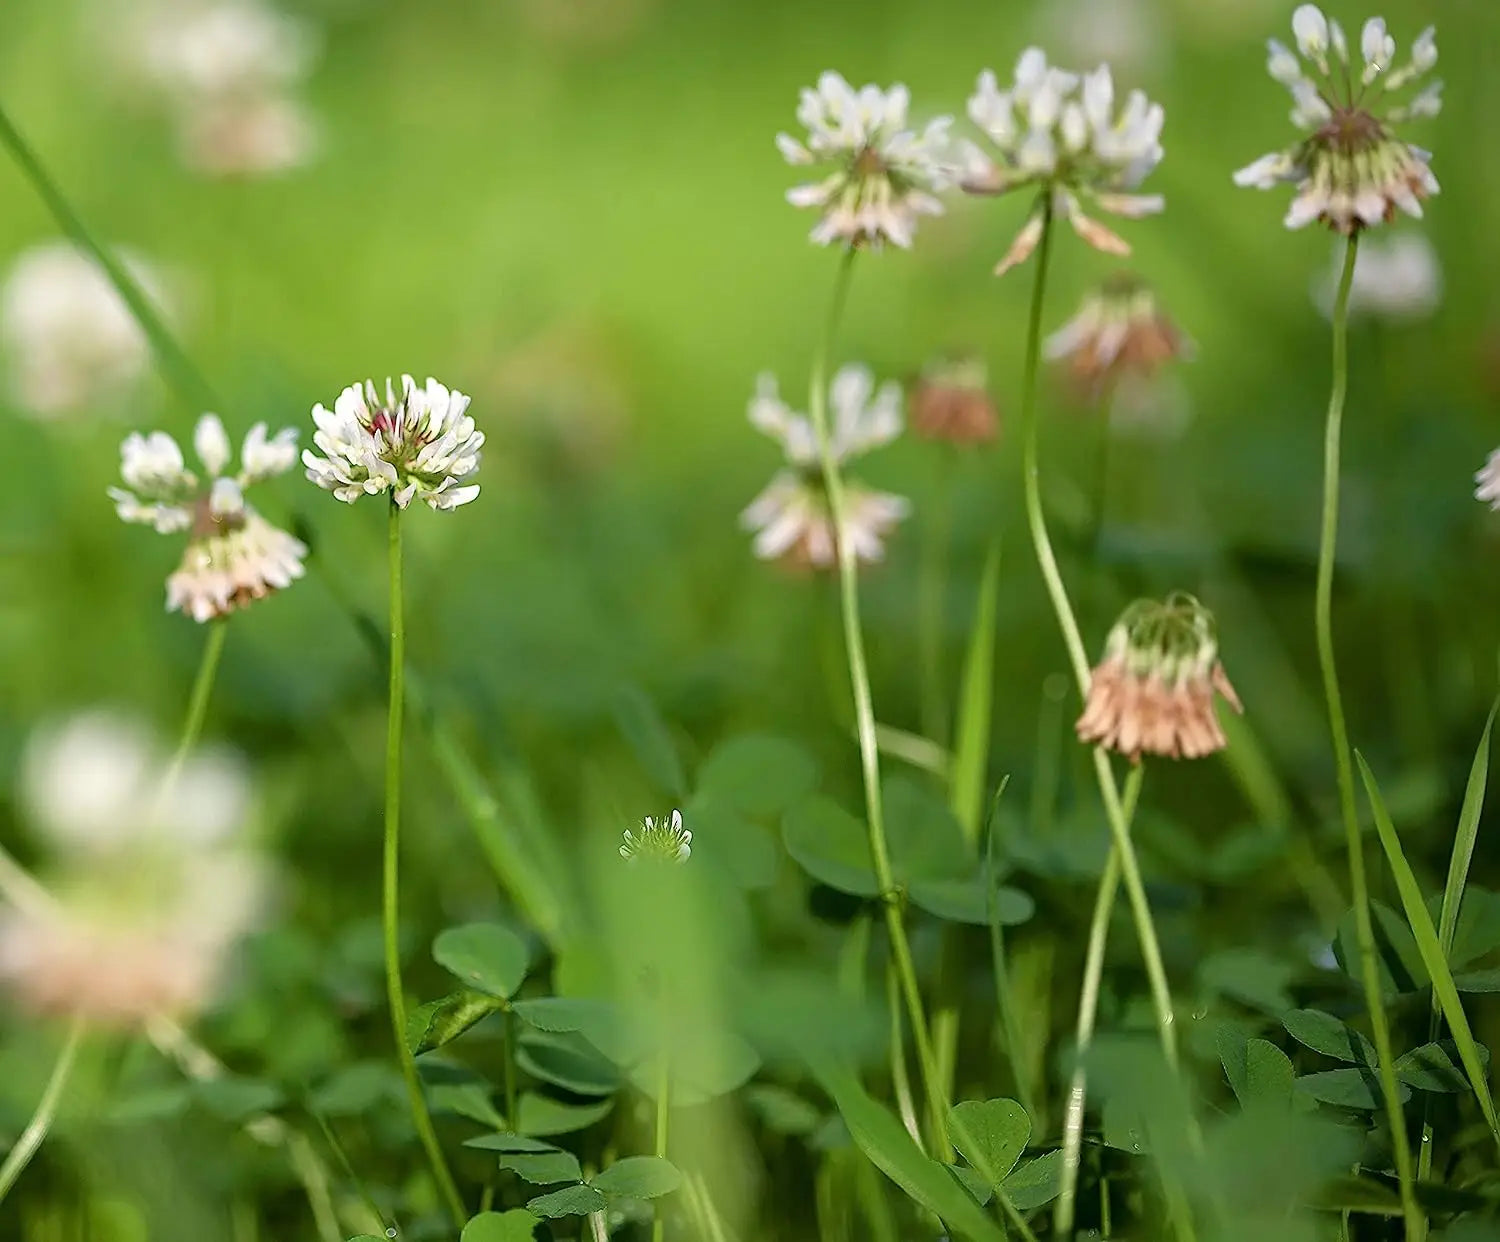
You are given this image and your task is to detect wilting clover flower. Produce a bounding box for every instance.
[1313,231,1441,320]
[961,49,1165,275]
[620,810,692,863]
[109,413,306,623]
[777,72,955,249]
[303,375,482,510]
[741,365,910,569]
[1233,7,1441,233]
[1076,594,1242,762]
[1045,273,1192,396]
[0,711,266,1026]
[909,355,999,446]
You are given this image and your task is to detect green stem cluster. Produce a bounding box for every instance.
[1315,235,1421,1239]
[808,247,951,1156]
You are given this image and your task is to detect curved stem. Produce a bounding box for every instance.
[808,247,949,1156]
[171,619,228,772]
[1316,234,1420,1239]
[383,502,465,1226]
[0,1017,85,1205]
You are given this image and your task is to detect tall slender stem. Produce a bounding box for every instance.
[1055,770,1143,1239]
[1316,234,1420,1238]
[652,1049,671,1242]
[918,451,955,744]
[808,247,949,1155]
[0,102,219,412]
[0,1017,85,1205]
[170,619,228,772]
[383,502,465,1226]
[1014,197,1180,1068]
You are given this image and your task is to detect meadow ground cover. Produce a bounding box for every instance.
[2,0,1500,1239]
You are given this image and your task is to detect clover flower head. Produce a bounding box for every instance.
[0,710,267,1026]
[109,412,306,622]
[1045,273,1192,397]
[777,71,956,249]
[303,374,482,511]
[1233,7,1441,233]
[1076,594,1242,762]
[909,354,999,446]
[741,366,910,569]
[1475,449,1500,511]
[961,49,1165,275]
[620,810,692,863]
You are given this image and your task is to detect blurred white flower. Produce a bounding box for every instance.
[1475,448,1500,510]
[962,50,1165,274]
[0,242,167,418]
[1233,6,1441,233]
[178,95,318,178]
[1312,232,1442,320]
[0,710,266,1026]
[303,375,483,511]
[109,412,306,622]
[1042,0,1163,78]
[620,810,692,863]
[741,366,910,569]
[777,72,955,249]
[1045,274,1192,396]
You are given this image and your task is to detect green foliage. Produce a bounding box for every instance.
[460,1212,541,1242]
[432,923,533,998]
[947,1098,1030,1190]
[590,1156,684,1199]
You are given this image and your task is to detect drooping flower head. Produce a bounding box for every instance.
[908,354,999,446]
[1076,593,1242,762]
[620,810,692,863]
[109,413,306,623]
[303,374,482,511]
[1474,449,1500,511]
[777,72,955,249]
[0,710,267,1026]
[0,241,168,418]
[1233,7,1441,233]
[1312,231,1441,320]
[961,49,1165,275]
[1045,273,1192,397]
[740,365,910,569]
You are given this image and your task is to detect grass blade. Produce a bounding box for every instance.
[1437,702,1497,958]
[950,538,1001,842]
[1356,752,1500,1153]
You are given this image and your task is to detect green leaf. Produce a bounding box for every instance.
[949,539,1001,843]
[1455,968,1500,992]
[907,876,1034,927]
[1358,754,1500,1151]
[1282,1009,1377,1065]
[948,1099,1031,1188]
[192,1077,285,1122]
[1437,704,1497,967]
[590,1156,684,1199]
[1002,1149,1064,1211]
[1241,1039,1295,1112]
[1294,1068,1409,1111]
[464,1133,560,1153]
[516,1092,613,1137]
[782,797,880,897]
[612,685,687,800]
[884,776,973,883]
[433,923,531,999]
[1201,948,1297,1015]
[696,734,817,818]
[1306,1175,1404,1216]
[1447,892,1500,971]
[1334,898,1430,996]
[516,1031,621,1096]
[948,1164,993,1205]
[810,1062,1011,1242]
[512,996,621,1038]
[407,990,506,1056]
[106,1084,193,1125]
[743,1084,822,1136]
[429,1082,506,1129]
[309,1062,403,1116]
[681,797,778,891]
[1396,1041,1493,1093]
[497,1151,583,1184]
[627,1030,761,1105]
[525,1184,608,1218]
[460,1210,540,1242]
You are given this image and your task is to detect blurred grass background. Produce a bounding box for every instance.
[1,0,1500,1230]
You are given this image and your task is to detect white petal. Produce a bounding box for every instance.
[194,413,232,477]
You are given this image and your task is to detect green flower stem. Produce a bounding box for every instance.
[1317,235,1421,1239]
[918,449,955,745]
[169,618,228,774]
[0,102,219,412]
[809,246,950,1157]
[383,502,466,1227]
[1054,766,1143,1239]
[1014,195,1181,1074]
[652,1049,671,1242]
[0,1016,85,1205]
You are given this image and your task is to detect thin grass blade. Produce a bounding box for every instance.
[950,538,1001,842]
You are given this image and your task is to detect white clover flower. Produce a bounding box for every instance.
[178,93,318,178]
[0,242,168,418]
[777,71,955,249]
[1233,6,1441,233]
[1312,231,1441,320]
[961,49,1165,275]
[741,365,910,569]
[0,710,267,1027]
[620,810,692,863]
[1476,449,1500,510]
[1044,273,1193,396]
[303,375,482,511]
[109,412,306,622]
